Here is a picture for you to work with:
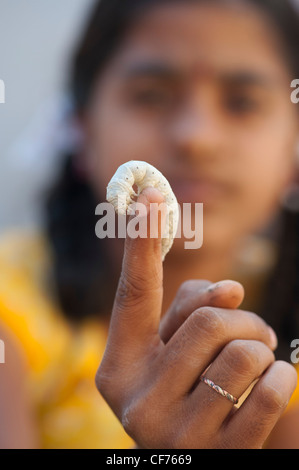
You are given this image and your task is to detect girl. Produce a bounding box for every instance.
[0,0,299,448]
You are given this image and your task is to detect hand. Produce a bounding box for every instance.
[96,188,297,449]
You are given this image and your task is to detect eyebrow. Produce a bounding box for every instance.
[121,62,183,81]
[121,61,280,89]
[220,71,277,89]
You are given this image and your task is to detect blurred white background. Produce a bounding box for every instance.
[0,0,95,232]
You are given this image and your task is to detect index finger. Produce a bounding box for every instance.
[159,279,245,342]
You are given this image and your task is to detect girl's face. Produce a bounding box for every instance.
[82,2,299,254]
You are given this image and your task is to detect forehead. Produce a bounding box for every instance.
[105,2,291,83]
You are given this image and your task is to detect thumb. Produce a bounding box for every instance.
[108,187,167,352]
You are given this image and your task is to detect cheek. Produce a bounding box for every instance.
[246,129,295,196]
[201,119,298,250]
[228,126,297,234]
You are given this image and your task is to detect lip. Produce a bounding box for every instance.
[169,177,232,204]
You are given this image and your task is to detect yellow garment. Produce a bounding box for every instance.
[0,230,298,448]
[0,230,134,449]
[288,368,299,410]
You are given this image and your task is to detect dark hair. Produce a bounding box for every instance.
[259,190,299,361]
[46,0,299,359]
[71,0,299,112]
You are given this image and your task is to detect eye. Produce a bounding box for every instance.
[130,85,175,109]
[224,93,260,115]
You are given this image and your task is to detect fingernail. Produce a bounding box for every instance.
[207,282,220,292]
[207,280,229,293]
[268,327,278,350]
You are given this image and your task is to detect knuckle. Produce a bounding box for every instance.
[242,311,273,346]
[121,397,156,441]
[117,276,141,302]
[190,307,225,337]
[178,280,194,297]
[179,279,211,297]
[116,275,148,311]
[95,363,114,397]
[276,360,298,385]
[225,340,260,375]
[95,359,132,409]
[257,382,287,415]
[116,273,161,310]
[121,404,138,437]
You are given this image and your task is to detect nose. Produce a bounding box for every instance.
[169,94,224,162]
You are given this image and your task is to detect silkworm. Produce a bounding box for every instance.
[106,160,179,260]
